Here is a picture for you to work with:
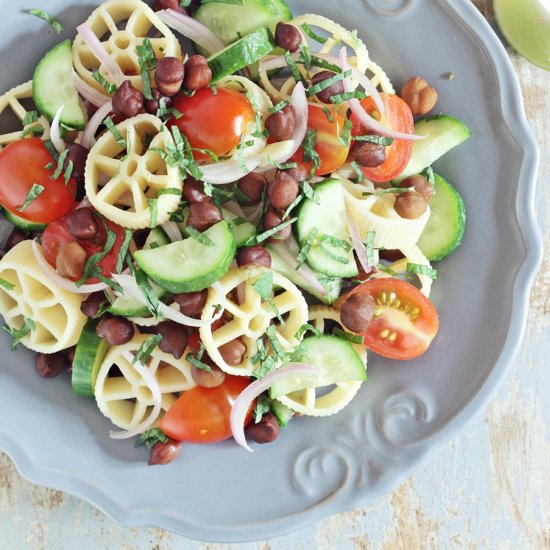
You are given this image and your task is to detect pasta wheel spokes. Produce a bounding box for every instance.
[85,114,182,229]
[275,305,366,417]
[0,81,50,150]
[199,267,309,376]
[72,0,182,93]
[95,334,196,430]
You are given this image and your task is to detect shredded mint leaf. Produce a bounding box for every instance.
[2,317,35,350]
[407,263,438,280]
[20,125,44,138]
[365,231,376,267]
[92,71,117,94]
[329,91,367,105]
[322,106,334,123]
[350,161,365,183]
[268,160,298,171]
[318,239,350,264]
[157,187,181,196]
[307,70,350,97]
[362,188,408,197]
[104,117,126,148]
[377,263,398,277]
[310,56,342,74]
[319,233,352,252]
[423,166,436,185]
[244,217,297,246]
[136,37,156,101]
[27,8,64,34]
[116,229,133,273]
[0,278,15,290]
[301,22,328,44]
[148,198,158,228]
[254,394,272,423]
[17,183,44,212]
[22,111,38,126]
[134,427,168,449]
[296,228,318,268]
[295,323,322,340]
[50,148,69,180]
[298,44,312,71]
[284,50,305,84]
[302,130,320,175]
[77,217,117,286]
[186,226,214,246]
[354,134,393,146]
[251,339,277,379]
[338,119,353,147]
[251,271,273,301]
[133,334,164,366]
[186,344,212,372]
[283,194,303,219]
[302,181,320,204]
[332,327,364,345]
[269,100,290,114]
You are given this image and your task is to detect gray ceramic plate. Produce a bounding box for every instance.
[0,0,542,543]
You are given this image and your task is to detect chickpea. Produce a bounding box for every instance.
[183,177,210,204]
[191,363,226,388]
[236,246,272,268]
[183,55,212,91]
[173,290,208,318]
[245,412,280,444]
[187,202,221,231]
[144,88,164,115]
[274,22,302,52]
[67,207,99,240]
[285,164,308,183]
[394,191,428,219]
[96,316,135,346]
[263,207,291,242]
[340,293,375,333]
[350,141,386,168]
[153,0,187,13]
[80,291,107,318]
[400,76,438,116]
[237,172,267,205]
[56,241,87,280]
[148,438,183,466]
[112,80,145,119]
[265,105,295,141]
[267,171,299,210]
[64,143,89,183]
[157,321,188,359]
[218,337,247,366]
[400,175,434,202]
[155,57,185,97]
[35,352,67,378]
[310,71,344,104]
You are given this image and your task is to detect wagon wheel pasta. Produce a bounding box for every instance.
[0,81,50,150]
[275,305,365,417]
[95,333,196,430]
[85,113,182,229]
[0,240,87,353]
[199,267,309,376]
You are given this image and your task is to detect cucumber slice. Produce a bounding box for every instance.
[194,0,292,48]
[109,279,169,317]
[269,335,366,399]
[417,172,466,261]
[267,243,342,305]
[295,178,358,279]
[222,208,256,247]
[271,399,294,427]
[72,318,110,397]
[33,40,87,130]
[208,27,276,82]
[2,208,46,232]
[143,227,170,249]
[396,114,471,182]
[133,221,236,293]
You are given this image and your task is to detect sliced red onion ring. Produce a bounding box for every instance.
[156,9,224,55]
[231,363,317,452]
[50,106,66,153]
[77,24,125,86]
[80,100,113,149]
[72,71,111,107]
[199,154,263,184]
[160,221,183,242]
[271,238,327,297]
[222,200,246,219]
[111,274,223,327]
[109,351,162,440]
[346,210,375,276]
[32,239,108,294]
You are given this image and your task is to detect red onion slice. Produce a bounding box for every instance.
[346,209,375,276]
[80,100,113,149]
[230,363,318,451]
[109,351,162,440]
[72,71,111,106]
[160,221,182,242]
[156,9,224,55]
[77,24,125,86]
[111,274,223,327]
[50,106,66,153]
[32,239,108,294]
[199,155,263,184]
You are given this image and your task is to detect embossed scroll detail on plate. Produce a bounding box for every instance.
[291,389,435,501]
[363,0,414,16]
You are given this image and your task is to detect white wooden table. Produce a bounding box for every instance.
[1,1,549,547]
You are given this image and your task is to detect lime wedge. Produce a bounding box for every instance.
[494,0,550,70]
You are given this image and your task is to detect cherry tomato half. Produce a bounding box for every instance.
[169,88,254,160]
[350,94,414,182]
[42,209,126,283]
[159,374,253,444]
[0,138,76,223]
[344,278,439,360]
[290,104,350,176]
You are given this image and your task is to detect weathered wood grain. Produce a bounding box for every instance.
[1,1,549,548]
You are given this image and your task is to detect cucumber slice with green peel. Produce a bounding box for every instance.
[222,208,256,247]
[194,0,292,50]
[2,208,46,232]
[108,280,169,317]
[269,335,366,399]
[295,178,358,279]
[33,40,87,130]
[395,114,471,183]
[417,172,466,261]
[72,319,110,397]
[267,243,342,305]
[271,399,294,427]
[133,221,236,293]
[143,227,170,249]
[208,27,276,82]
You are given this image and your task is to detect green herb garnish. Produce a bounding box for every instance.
[134,427,168,449]
[27,8,64,34]
[17,183,44,212]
